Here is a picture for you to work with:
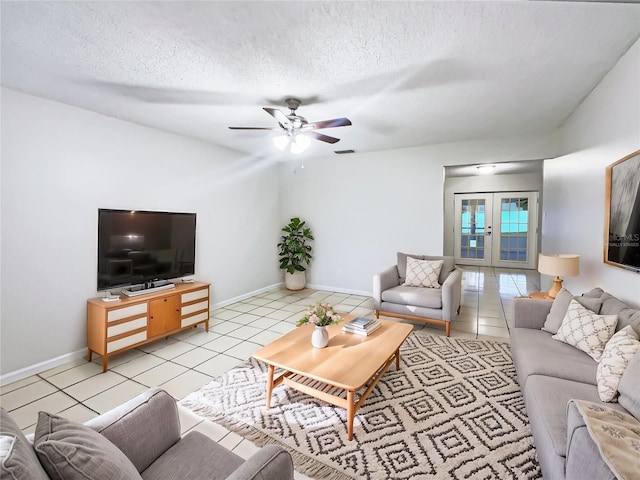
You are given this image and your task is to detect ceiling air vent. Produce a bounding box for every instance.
[334,149,356,154]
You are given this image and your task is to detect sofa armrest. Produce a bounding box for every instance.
[373,265,399,309]
[441,268,462,321]
[565,401,615,480]
[226,445,294,480]
[512,297,553,330]
[84,388,181,473]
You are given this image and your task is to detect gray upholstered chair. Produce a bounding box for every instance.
[0,388,294,480]
[373,253,462,336]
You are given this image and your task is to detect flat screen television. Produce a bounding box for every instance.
[97,209,196,291]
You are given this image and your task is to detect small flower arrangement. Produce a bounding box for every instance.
[296,302,343,327]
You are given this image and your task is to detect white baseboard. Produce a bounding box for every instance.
[211,282,284,309]
[307,283,372,298]
[0,348,87,387]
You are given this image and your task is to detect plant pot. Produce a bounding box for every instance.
[284,270,306,291]
[311,326,329,348]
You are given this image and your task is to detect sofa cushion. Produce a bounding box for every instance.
[582,287,605,299]
[403,257,442,288]
[141,431,243,479]
[618,351,640,419]
[0,409,49,480]
[34,411,143,480]
[552,299,618,361]
[599,292,640,334]
[510,328,598,386]
[397,252,455,285]
[381,285,442,309]
[542,288,603,334]
[523,375,626,459]
[597,326,640,402]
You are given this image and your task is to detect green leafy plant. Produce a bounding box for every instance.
[278,217,314,274]
[296,303,342,327]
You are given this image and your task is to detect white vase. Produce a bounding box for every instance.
[311,326,329,348]
[284,270,306,290]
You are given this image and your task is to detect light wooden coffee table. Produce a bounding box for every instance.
[252,316,413,440]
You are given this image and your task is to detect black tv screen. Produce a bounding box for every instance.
[97,209,196,290]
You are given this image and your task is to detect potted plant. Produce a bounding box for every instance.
[278,217,314,290]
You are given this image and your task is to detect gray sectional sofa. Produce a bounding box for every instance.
[510,288,640,480]
[0,388,294,480]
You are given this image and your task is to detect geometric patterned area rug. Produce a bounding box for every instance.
[179,331,541,479]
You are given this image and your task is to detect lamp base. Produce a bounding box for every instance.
[548,277,563,299]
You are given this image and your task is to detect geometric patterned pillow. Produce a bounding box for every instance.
[597,326,640,403]
[403,257,443,288]
[552,299,618,362]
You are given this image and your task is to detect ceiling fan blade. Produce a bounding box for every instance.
[263,107,292,129]
[305,131,340,144]
[306,117,352,129]
[228,127,274,130]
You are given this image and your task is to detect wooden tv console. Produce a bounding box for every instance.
[87,281,210,372]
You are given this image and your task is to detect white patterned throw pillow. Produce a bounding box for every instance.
[404,257,443,288]
[552,299,618,361]
[597,326,640,403]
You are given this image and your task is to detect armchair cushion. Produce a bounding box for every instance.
[403,257,442,288]
[397,253,455,285]
[84,387,180,473]
[382,285,442,309]
[0,408,49,480]
[140,431,243,479]
[34,412,142,480]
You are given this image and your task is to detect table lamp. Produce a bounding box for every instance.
[537,253,580,298]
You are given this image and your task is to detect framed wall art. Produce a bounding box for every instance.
[604,150,640,273]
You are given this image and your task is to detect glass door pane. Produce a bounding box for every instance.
[499,197,528,262]
[460,199,486,260]
[455,193,492,267]
[491,192,538,269]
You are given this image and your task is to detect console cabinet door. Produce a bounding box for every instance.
[148,296,181,338]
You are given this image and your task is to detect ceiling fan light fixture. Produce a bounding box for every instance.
[290,134,311,154]
[273,134,289,151]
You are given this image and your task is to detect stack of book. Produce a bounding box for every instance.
[342,317,381,336]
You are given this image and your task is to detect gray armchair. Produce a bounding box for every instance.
[373,253,462,336]
[0,388,294,480]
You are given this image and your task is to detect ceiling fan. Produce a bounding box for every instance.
[229,98,351,152]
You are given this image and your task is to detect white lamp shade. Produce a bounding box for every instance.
[273,134,289,151]
[290,134,311,154]
[538,253,580,277]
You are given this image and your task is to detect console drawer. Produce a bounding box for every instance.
[181,300,208,316]
[107,317,147,338]
[182,288,208,304]
[181,311,208,328]
[107,303,147,323]
[107,331,147,353]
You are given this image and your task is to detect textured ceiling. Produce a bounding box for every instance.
[2,1,639,159]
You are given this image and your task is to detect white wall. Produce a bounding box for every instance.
[280,133,560,294]
[0,88,282,377]
[542,38,640,305]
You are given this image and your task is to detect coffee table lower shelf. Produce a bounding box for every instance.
[264,348,401,441]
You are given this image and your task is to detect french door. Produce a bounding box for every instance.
[454,192,539,269]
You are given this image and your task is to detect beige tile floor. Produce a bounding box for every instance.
[0,266,539,479]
